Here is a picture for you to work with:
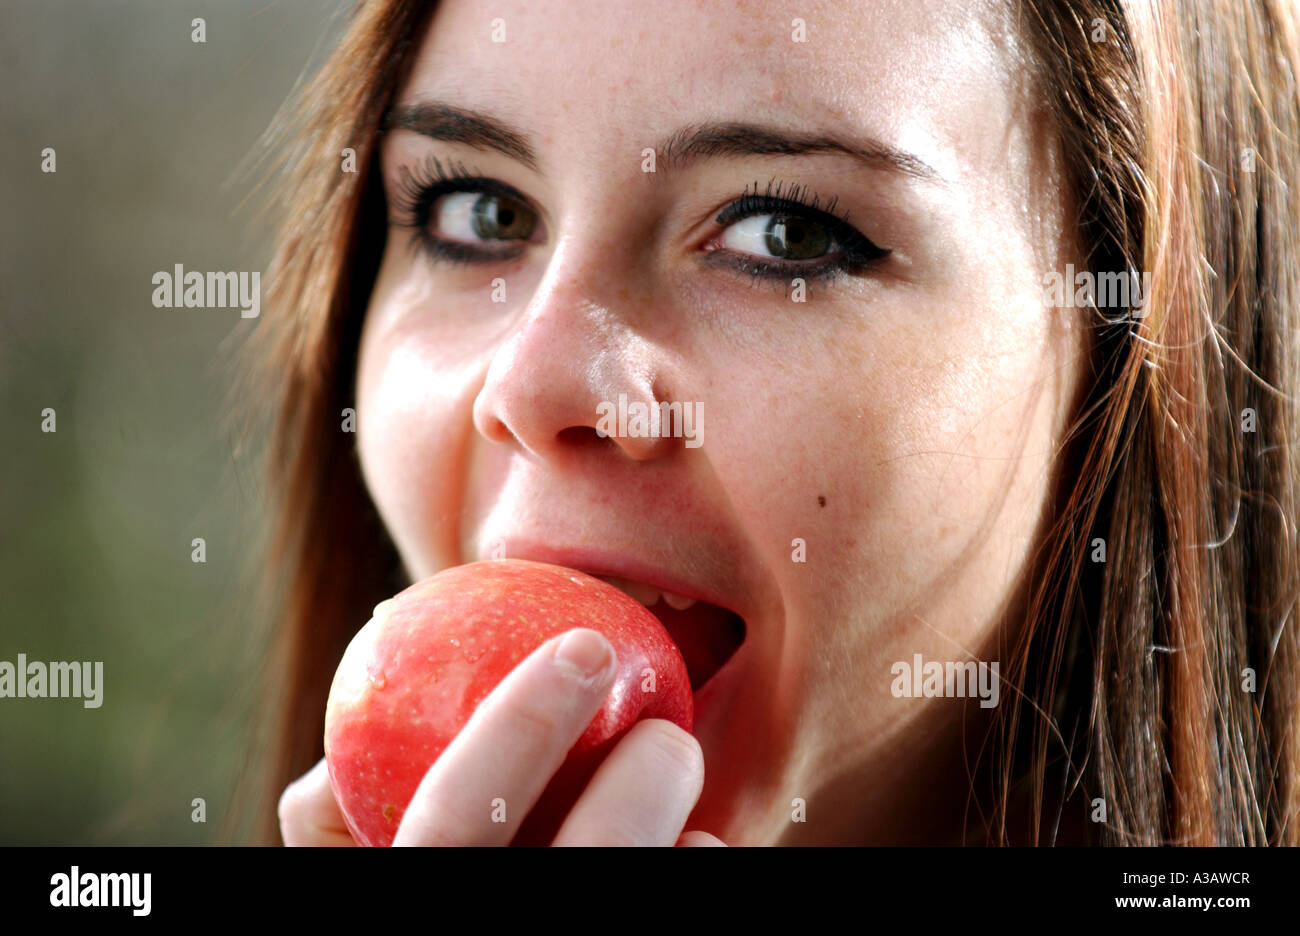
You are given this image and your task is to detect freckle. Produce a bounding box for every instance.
[818,495,826,507]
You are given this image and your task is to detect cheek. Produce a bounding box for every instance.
[850,298,1075,644]
[714,288,1077,658]
[355,295,487,579]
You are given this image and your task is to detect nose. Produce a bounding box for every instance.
[471,254,676,464]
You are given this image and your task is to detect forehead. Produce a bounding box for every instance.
[396,0,1023,186]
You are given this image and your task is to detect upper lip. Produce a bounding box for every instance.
[485,538,747,621]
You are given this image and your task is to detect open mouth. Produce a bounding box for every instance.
[595,575,746,693]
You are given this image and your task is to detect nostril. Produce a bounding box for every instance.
[556,425,614,450]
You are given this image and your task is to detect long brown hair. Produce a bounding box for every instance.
[240,0,1300,845]
[997,0,1300,845]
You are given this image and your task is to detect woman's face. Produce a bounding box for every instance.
[357,0,1085,843]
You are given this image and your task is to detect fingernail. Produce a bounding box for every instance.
[553,629,614,682]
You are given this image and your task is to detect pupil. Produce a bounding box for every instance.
[471,195,532,240]
[764,215,828,260]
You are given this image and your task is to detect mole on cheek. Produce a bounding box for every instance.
[818,495,827,508]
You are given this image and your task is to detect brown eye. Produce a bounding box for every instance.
[470,193,536,241]
[719,212,834,261]
[427,191,538,244]
[763,214,831,260]
[707,183,890,286]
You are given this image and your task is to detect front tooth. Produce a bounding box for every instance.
[662,591,697,611]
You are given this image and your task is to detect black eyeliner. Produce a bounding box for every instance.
[389,159,889,285]
[709,178,890,286]
[389,153,534,263]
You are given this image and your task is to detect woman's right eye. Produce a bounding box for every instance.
[431,191,538,244]
[390,156,545,264]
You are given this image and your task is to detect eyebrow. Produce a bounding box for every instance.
[384,102,540,171]
[656,122,940,183]
[384,100,941,183]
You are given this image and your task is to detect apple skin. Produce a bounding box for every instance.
[323,559,693,846]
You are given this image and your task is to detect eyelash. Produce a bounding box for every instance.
[390,154,532,265]
[388,155,891,289]
[704,179,890,288]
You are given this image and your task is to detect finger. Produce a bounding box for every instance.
[279,757,357,846]
[393,628,617,846]
[551,719,705,847]
[677,830,727,847]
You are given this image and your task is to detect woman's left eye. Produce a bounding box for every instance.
[706,191,890,284]
[718,213,835,261]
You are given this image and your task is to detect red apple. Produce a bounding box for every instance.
[323,559,693,846]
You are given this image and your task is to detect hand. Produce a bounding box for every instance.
[279,628,726,846]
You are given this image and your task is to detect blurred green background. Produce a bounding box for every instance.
[0,0,349,844]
